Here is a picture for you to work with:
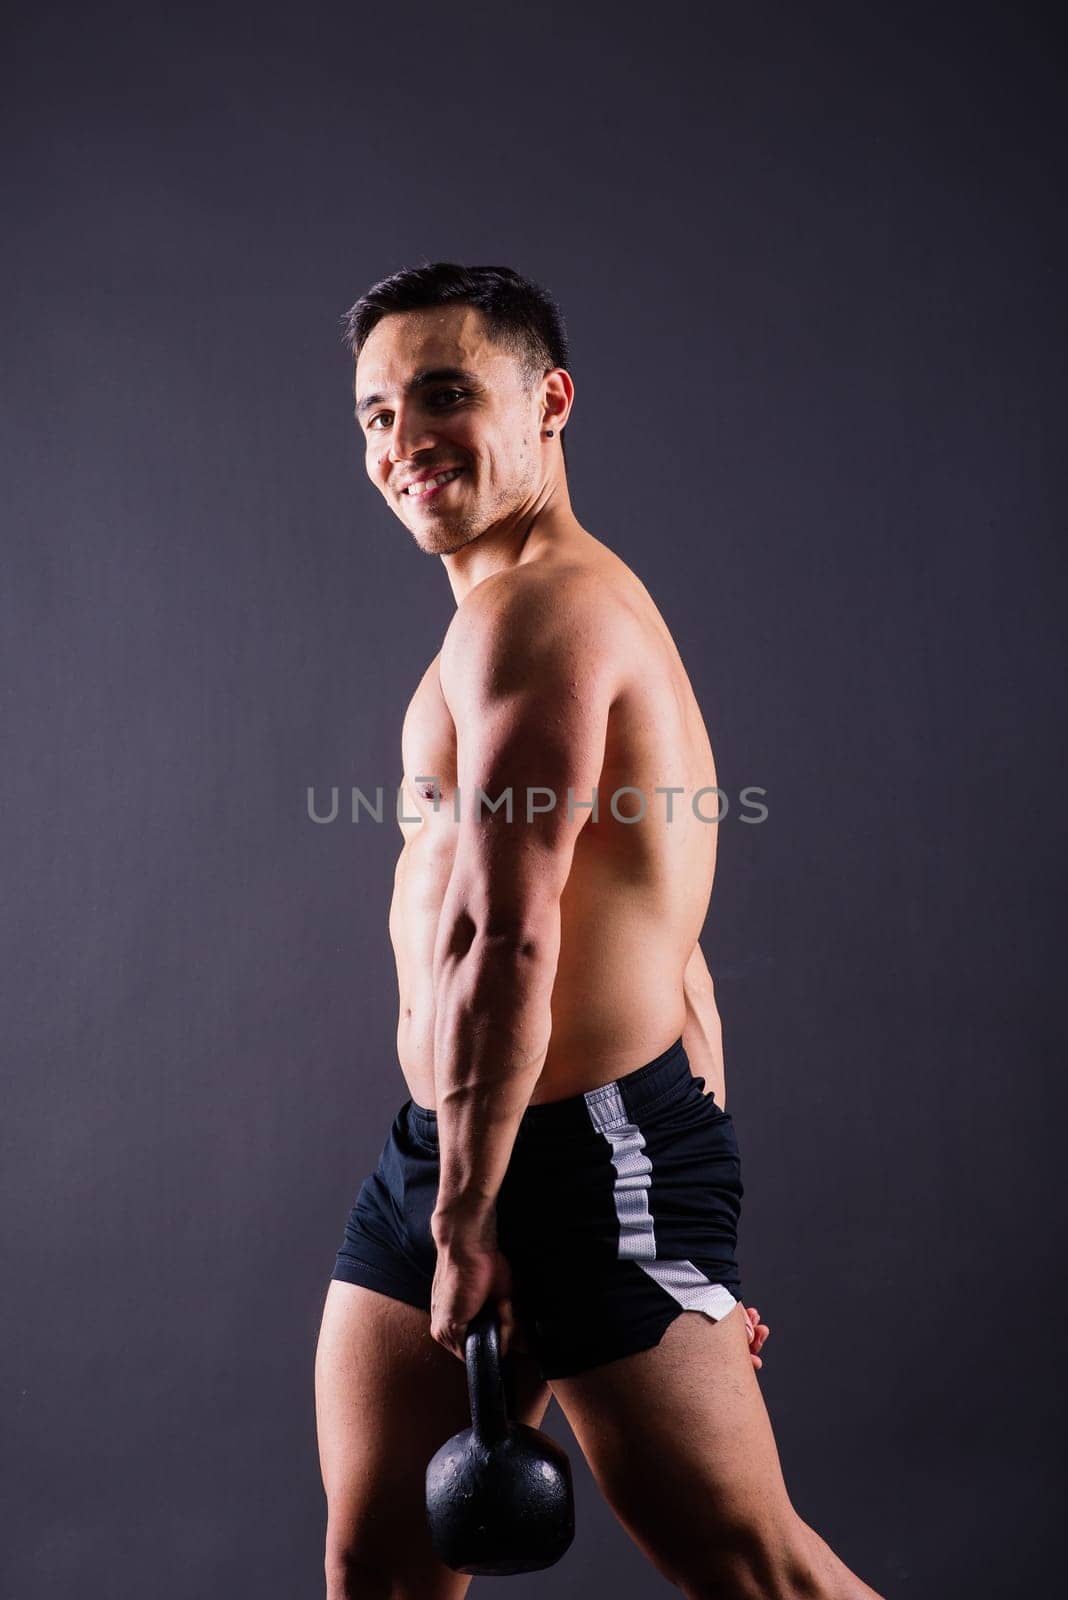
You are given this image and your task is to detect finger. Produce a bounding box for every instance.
[498,1297,515,1359]
[432,1320,466,1361]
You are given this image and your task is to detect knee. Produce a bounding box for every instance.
[679,1521,836,1600]
[325,1543,466,1600]
[682,1566,822,1600]
[325,1549,391,1600]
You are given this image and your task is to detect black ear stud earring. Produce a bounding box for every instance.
[543,429,555,437]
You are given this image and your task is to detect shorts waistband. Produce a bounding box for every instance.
[407,1036,693,1146]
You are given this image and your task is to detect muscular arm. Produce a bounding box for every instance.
[682,940,727,1108]
[430,572,616,1241]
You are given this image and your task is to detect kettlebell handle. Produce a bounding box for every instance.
[465,1304,509,1448]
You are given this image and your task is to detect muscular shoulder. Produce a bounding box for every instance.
[439,562,626,712]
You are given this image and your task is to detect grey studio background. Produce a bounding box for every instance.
[3,2,1064,1596]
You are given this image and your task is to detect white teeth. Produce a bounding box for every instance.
[405,469,461,496]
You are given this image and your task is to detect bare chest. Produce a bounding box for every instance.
[399,654,457,833]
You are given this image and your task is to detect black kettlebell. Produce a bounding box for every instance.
[425,1303,575,1576]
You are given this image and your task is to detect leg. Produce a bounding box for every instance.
[314,1280,551,1599]
[549,1302,884,1600]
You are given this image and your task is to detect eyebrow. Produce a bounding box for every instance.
[354,366,479,419]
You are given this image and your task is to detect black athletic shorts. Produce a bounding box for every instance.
[330,1036,745,1379]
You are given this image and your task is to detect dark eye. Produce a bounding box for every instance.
[367,388,463,432]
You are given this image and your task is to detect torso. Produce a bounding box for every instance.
[389,534,719,1107]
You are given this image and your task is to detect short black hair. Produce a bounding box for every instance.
[343,262,570,453]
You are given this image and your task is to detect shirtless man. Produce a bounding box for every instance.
[315,264,883,1600]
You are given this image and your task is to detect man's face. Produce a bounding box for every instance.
[354,305,544,555]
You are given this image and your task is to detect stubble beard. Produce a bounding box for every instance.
[403,477,522,557]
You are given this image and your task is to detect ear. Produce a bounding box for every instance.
[540,367,574,434]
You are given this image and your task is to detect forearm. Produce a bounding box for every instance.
[682,944,727,1108]
[430,915,559,1238]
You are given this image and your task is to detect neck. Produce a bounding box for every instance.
[440,475,584,604]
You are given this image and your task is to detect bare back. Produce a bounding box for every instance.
[389,532,718,1105]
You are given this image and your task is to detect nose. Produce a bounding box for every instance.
[387,400,437,465]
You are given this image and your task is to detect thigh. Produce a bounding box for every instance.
[549,1300,800,1593]
[314,1280,551,1599]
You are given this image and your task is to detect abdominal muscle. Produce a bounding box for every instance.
[389,827,695,1110]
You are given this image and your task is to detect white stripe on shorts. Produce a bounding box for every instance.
[583,1081,739,1322]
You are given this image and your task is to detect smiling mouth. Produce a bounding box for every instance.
[403,468,464,500]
